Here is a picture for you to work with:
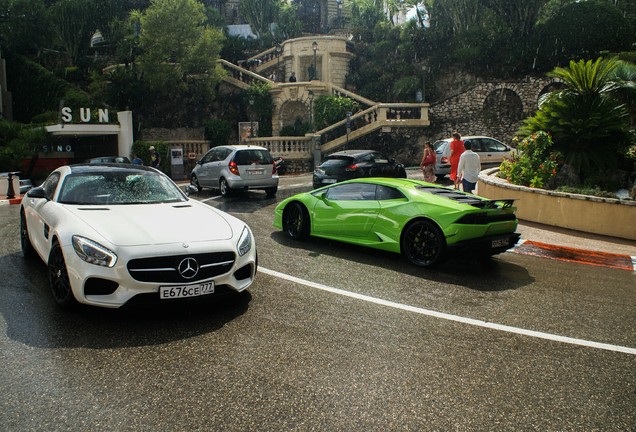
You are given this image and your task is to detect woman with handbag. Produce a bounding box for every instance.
[419,141,437,183]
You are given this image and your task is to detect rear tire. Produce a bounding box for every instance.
[48,241,77,309]
[283,202,310,240]
[220,178,232,197]
[401,219,446,268]
[265,187,277,197]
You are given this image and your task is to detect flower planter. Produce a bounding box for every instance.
[478,168,636,241]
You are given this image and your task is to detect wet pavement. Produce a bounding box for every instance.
[1,178,635,430]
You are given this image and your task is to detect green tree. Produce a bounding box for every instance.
[48,0,101,66]
[239,0,279,44]
[0,0,51,55]
[479,0,547,38]
[518,58,634,180]
[314,96,359,130]
[349,0,388,39]
[273,1,302,41]
[534,1,634,71]
[424,0,483,35]
[244,83,273,137]
[137,0,225,126]
[0,120,48,173]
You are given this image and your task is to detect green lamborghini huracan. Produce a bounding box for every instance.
[273,178,520,267]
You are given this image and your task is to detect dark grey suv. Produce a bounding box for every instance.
[313,149,407,189]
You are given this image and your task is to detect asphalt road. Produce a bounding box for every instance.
[1,174,635,431]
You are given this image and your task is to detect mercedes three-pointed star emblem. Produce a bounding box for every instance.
[178,257,199,279]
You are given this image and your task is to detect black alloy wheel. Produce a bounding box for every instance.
[283,202,310,240]
[48,241,77,308]
[401,220,446,267]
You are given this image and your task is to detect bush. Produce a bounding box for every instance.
[132,141,168,173]
[498,131,559,188]
[204,119,232,146]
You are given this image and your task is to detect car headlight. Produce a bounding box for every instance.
[237,226,253,257]
[72,235,118,267]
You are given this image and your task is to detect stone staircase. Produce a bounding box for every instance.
[217,49,429,164]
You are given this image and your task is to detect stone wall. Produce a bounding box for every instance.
[424,77,560,145]
[142,127,204,141]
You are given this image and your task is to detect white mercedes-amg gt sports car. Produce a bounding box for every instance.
[20,164,257,309]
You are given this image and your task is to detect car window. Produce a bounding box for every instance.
[321,156,354,167]
[200,150,216,163]
[325,183,377,201]
[376,185,405,200]
[42,172,60,200]
[357,153,373,163]
[483,139,507,152]
[58,172,185,205]
[433,141,448,152]
[469,140,484,152]
[203,147,229,163]
[371,152,388,163]
[234,149,273,165]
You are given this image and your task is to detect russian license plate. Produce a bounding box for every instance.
[247,169,264,175]
[491,238,509,248]
[160,282,214,299]
[323,178,337,184]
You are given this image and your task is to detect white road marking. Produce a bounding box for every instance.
[259,266,636,355]
[201,195,222,203]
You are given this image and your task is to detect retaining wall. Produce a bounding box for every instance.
[478,168,636,241]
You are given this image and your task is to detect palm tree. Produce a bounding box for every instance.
[518,58,634,180]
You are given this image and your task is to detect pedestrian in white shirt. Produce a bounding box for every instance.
[457,140,481,194]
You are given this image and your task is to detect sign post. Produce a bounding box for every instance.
[170,147,184,180]
[345,112,352,150]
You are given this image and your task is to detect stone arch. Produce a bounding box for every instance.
[279,99,311,134]
[537,82,566,106]
[482,87,523,124]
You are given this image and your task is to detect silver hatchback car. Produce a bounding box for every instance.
[433,135,516,179]
[191,145,279,197]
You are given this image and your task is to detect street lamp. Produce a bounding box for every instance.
[249,95,255,138]
[308,90,315,132]
[275,43,282,82]
[312,41,318,81]
[336,0,343,27]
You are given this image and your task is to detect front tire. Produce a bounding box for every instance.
[283,202,310,240]
[191,174,202,192]
[401,220,446,267]
[48,241,77,309]
[20,211,36,260]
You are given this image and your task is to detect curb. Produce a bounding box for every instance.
[510,239,636,272]
[0,196,23,206]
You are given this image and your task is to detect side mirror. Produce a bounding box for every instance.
[314,190,328,200]
[26,186,47,199]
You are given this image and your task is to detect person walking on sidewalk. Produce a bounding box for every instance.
[457,140,481,194]
[449,131,464,190]
[419,141,437,183]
